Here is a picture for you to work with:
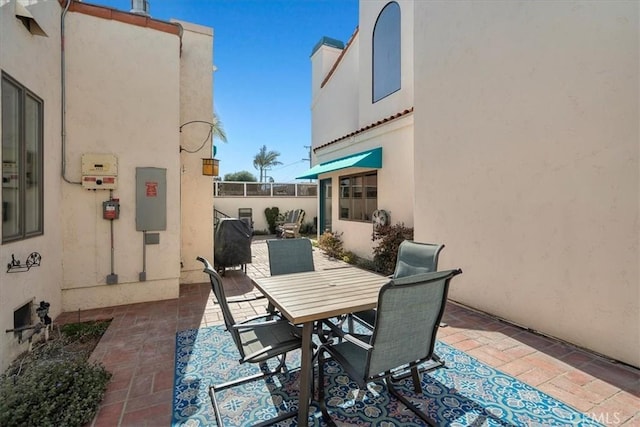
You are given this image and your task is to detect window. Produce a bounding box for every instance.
[2,73,43,242]
[372,2,401,103]
[339,172,377,221]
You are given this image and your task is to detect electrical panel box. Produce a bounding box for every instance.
[81,154,118,190]
[136,167,166,231]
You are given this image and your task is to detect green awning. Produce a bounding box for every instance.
[296,147,382,180]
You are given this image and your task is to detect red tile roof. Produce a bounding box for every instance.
[314,108,414,153]
[320,26,359,89]
[61,0,182,36]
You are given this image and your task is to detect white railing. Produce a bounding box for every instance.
[215,181,317,198]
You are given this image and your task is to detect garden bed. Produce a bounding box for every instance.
[0,320,112,427]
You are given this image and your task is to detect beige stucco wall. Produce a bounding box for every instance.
[175,20,215,284]
[413,1,639,367]
[317,115,415,258]
[0,0,65,372]
[311,37,360,151]
[60,9,182,310]
[0,1,213,371]
[214,195,318,233]
[311,0,416,259]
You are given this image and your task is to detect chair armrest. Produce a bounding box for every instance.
[319,318,347,340]
[342,333,373,351]
[233,317,287,330]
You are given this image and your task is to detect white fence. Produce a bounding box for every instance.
[214,181,318,233]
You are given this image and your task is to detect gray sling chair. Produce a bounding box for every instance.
[196,256,302,427]
[266,237,352,348]
[349,241,445,331]
[265,238,315,316]
[317,269,463,427]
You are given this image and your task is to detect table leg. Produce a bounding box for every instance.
[297,321,314,427]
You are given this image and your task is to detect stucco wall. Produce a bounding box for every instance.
[318,115,415,258]
[311,0,416,259]
[214,196,317,233]
[311,37,360,149]
[175,20,215,284]
[0,0,65,372]
[413,1,639,367]
[60,10,182,310]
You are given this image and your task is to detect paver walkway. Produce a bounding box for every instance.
[55,238,639,426]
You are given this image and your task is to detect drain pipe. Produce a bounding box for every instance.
[61,0,80,184]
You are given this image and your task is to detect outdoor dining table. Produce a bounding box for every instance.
[252,265,390,427]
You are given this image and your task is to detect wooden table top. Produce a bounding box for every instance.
[253,266,390,324]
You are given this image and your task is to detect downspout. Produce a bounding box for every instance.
[60,0,80,184]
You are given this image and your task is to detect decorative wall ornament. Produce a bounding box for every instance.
[6,252,41,273]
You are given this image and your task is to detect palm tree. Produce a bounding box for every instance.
[211,112,227,157]
[253,145,282,182]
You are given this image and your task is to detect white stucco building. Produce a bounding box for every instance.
[0,0,215,371]
[306,0,639,367]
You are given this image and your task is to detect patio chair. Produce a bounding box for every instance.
[275,209,297,238]
[350,241,445,330]
[276,209,306,238]
[196,256,302,427]
[317,269,463,426]
[275,210,293,238]
[265,238,315,315]
[267,237,315,275]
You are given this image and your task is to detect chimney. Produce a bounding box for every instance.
[130,0,150,16]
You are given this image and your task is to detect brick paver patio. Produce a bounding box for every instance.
[55,238,640,427]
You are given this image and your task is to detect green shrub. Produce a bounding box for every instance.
[60,320,109,342]
[371,223,414,275]
[299,220,317,235]
[0,321,112,427]
[317,230,344,259]
[341,250,358,264]
[0,359,111,427]
[355,257,378,272]
[264,207,280,234]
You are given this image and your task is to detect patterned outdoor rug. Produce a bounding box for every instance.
[172,326,603,426]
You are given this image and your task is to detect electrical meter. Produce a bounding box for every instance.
[103,199,120,220]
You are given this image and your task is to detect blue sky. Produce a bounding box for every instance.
[90,0,359,182]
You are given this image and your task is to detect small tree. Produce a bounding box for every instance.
[224,171,257,182]
[264,207,280,234]
[318,231,344,259]
[371,223,414,275]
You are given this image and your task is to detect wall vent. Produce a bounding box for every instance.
[14,301,32,332]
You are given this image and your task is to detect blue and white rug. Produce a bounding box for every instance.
[172,326,603,426]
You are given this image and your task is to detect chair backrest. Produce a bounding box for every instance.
[366,269,462,376]
[393,240,445,279]
[283,210,295,223]
[196,256,243,353]
[266,238,315,276]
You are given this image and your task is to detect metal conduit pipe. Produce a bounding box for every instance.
[60,0,80,184]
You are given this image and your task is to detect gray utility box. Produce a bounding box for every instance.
[136,167,167,231]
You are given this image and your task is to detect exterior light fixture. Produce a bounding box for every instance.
[202,158,219,177]
[179,120,221,177]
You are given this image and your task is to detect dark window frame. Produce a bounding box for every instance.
[372,1,401,103]
[2,72,44,243]
[338,171,378,222]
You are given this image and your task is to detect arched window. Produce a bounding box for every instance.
[372,2,401,103]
